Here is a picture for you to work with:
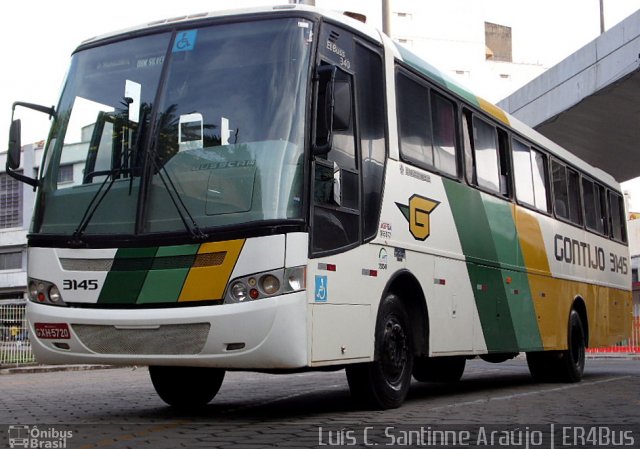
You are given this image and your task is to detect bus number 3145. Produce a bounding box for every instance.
[62,279,99,290]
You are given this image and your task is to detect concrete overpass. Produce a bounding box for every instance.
[498,9,640,183]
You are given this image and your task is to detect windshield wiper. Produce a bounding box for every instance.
[68,167,129,246]
[146,148,208,241]
[69,109,143,246]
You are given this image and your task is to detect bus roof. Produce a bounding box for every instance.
[76,3,619,191]
[77,4,379,48]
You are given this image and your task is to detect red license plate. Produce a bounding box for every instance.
[34,323,70,340]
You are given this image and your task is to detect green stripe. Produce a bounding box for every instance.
[98,247,158,304]
[443,179,543,352]
[137,244,199,304]
[396,44,480,107]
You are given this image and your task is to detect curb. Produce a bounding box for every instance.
[0,364,132,375]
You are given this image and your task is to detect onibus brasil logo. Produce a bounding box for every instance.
[396,194,440,241]
[8,425,73,448]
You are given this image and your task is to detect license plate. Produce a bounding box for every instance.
[34,323,70,339]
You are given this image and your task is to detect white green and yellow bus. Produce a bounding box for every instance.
[6,4,632,409]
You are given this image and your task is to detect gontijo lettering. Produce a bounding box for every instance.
[554,234,628,274]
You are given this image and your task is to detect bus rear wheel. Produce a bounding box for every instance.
[345,294,414,409]
[526,309,586,383]
[413,356,466,382]
[149,366,225,408]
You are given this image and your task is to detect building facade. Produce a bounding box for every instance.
[0,135,88,303]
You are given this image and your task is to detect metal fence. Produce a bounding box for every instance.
[0,300,35,367]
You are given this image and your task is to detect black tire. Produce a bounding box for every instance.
[345,294,414,409]
[526,309,586,383]
[558,309,586,382]
[413,356,466,382]
[149,366,225,408]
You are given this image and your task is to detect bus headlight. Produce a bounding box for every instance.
[230,281,248,302]
[48,285,63,304]
[224,266,306,304]
[260,275,280,295]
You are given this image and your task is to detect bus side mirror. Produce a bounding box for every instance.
[7,119,21,170]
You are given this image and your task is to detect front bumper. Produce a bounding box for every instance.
[27,291,308,369]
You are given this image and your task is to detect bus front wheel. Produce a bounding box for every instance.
[149,366,225,408]
[345,293,414,409]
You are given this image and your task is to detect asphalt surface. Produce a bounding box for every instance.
[0,357,638,448]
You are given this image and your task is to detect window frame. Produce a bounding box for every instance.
[581,175,609,237]
[394,64,460,180]
[462,109,511,199]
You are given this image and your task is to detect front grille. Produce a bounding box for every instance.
[60,258,114,272]
[72,323,210,355]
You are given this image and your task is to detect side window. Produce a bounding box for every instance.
[595,183,608,235]
[472,116,500,192]
[356,41,386,241]
[531,149,550,212]
[552,159,583,226]
[512,138,535,206]
[329,68,357,171]
[609,191,627,243]
[583,179,608,235]
[396,69,458,176]
[552,160,569,220]
[431,92,457,176]
[396,72,432,167]
[567,167,582,226]
[582,178,597,230]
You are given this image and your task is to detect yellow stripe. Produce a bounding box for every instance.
[514,205,632,350]
[478,98,509,126]
[178,239,245,302]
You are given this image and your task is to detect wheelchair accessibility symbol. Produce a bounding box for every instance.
[172,30,198,52]
[315,275,328,302]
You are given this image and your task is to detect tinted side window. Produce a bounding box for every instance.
[356,42,386,240]
[396,73,432,167]
[567,168,583,225]
[431,92,457,176]
[583,178,608,235]
[582,178,597,230]
[329,68,357,171]
[609,191,627,243]
[595,184,608,235]
[552,160,569,220]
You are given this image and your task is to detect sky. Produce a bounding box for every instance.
[2,0,640,203]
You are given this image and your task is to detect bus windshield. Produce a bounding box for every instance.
[34,18,313,238]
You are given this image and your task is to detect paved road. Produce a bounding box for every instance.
[0,357,639,448]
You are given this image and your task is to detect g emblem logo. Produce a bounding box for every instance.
[396,195,440,241]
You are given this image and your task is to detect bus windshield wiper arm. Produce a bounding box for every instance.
[146,146,208,241]
[69,168,128,246]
